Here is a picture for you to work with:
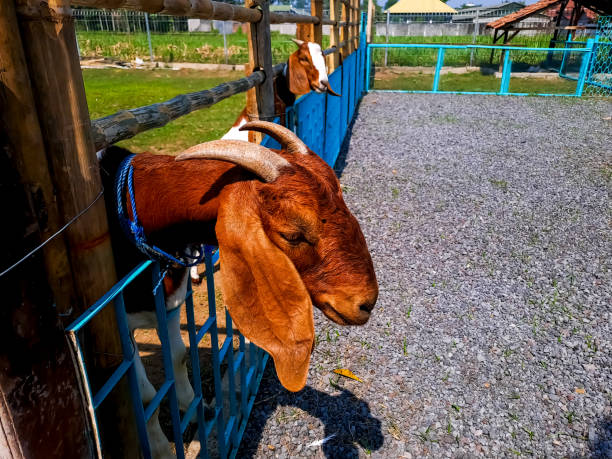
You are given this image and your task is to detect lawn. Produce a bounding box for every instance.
[82,67,579,155]
[83,68,246,154]
[371,71,578,95]
[77,30,327,65]
[77,29,577,69]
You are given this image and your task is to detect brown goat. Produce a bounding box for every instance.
[101,122,377,456]
[221,39,339,142]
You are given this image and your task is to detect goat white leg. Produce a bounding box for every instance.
[190,265,201,284]
[129,324,174,459]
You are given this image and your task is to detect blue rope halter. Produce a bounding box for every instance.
[115,155,207,272]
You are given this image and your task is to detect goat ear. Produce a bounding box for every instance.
[288,52,311,95]
[216,184,314,392]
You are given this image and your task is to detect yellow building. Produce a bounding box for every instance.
[386,0,457,14]
[385,0,457,22]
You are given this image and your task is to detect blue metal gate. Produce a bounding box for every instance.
[66,248,268,459]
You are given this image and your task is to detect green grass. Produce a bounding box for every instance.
[372,71,577,95]
[77,30,331,65]
[83,68,245,153]
[371,34,570,68]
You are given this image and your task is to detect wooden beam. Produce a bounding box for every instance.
[90,67,284,150]
[0,1,95,454]
[340,0,348,57]
[366,0,374,43]
[71,0,262,22]
[297,0,322,44]
[13,0,140,455]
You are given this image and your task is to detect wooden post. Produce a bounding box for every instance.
[297,0,322,44]
[547,0,568,66]
[13,0,140,455]
[340,0,348,58]
[366,0,374,43]
[352,0,359,51]
[0,1,94,455]
[246,0,274,143]
[329,0,341,71]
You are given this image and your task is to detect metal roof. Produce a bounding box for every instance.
[487,0,612,29]
[386,0,457,14]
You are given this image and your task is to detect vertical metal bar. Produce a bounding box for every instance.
[248,337,257,392]
[559,31,572,77]
[223,21,228,65]
[365,45,371,92]
[151,263,185,459]
[239,335,248,418]
[204,248,226,459]
[499,50,511,94]
[75,32,81,59]
[113,293,152,459]
[124,10,130,33]
[225,310,238,448]
[432,47,445,92]
[384,11,389,67]
[144,13,154,63]
[575,38,594,97]
[470,9,478,67]
[184,277,208,453]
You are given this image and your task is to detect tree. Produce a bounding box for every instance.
[384,0,398,10]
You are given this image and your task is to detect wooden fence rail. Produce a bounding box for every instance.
[91,64,284,150]
[71,0,355,26]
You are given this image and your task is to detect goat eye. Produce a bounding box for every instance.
[280,232,307,245]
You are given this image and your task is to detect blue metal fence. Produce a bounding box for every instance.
[366,42,598,97]
[289,27,368,167]
[584,16,612,97]
[66,248,268,459]
[66,27,368,458]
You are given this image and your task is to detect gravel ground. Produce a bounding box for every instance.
[238,94,612,458]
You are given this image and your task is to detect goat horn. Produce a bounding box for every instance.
[292,38,305,46]
[239,121,310,155]
[175,139,289,183]
[322,80,341,97]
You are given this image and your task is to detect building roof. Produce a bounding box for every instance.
[454,2,524,15]
[386,0,457,14]
[452,2,524,21]
[487,0,561,29]
[487,0,612,29]
[543,0,599,21]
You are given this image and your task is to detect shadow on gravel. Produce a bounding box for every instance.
[238,365,384,458]
[333,106,362,180]
[591,416,612,458]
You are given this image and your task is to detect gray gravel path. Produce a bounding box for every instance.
[238,94,612,458]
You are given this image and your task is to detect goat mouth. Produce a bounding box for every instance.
[316,302,368,326]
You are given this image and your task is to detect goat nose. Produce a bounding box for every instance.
[359,301,375,314]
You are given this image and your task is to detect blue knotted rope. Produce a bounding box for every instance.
[115,155,206,277]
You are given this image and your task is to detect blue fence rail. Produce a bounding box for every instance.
[66,26,368,459]
[366,42,597,97]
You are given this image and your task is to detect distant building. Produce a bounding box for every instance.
[385,0,457,23]
[453,2,549,26]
